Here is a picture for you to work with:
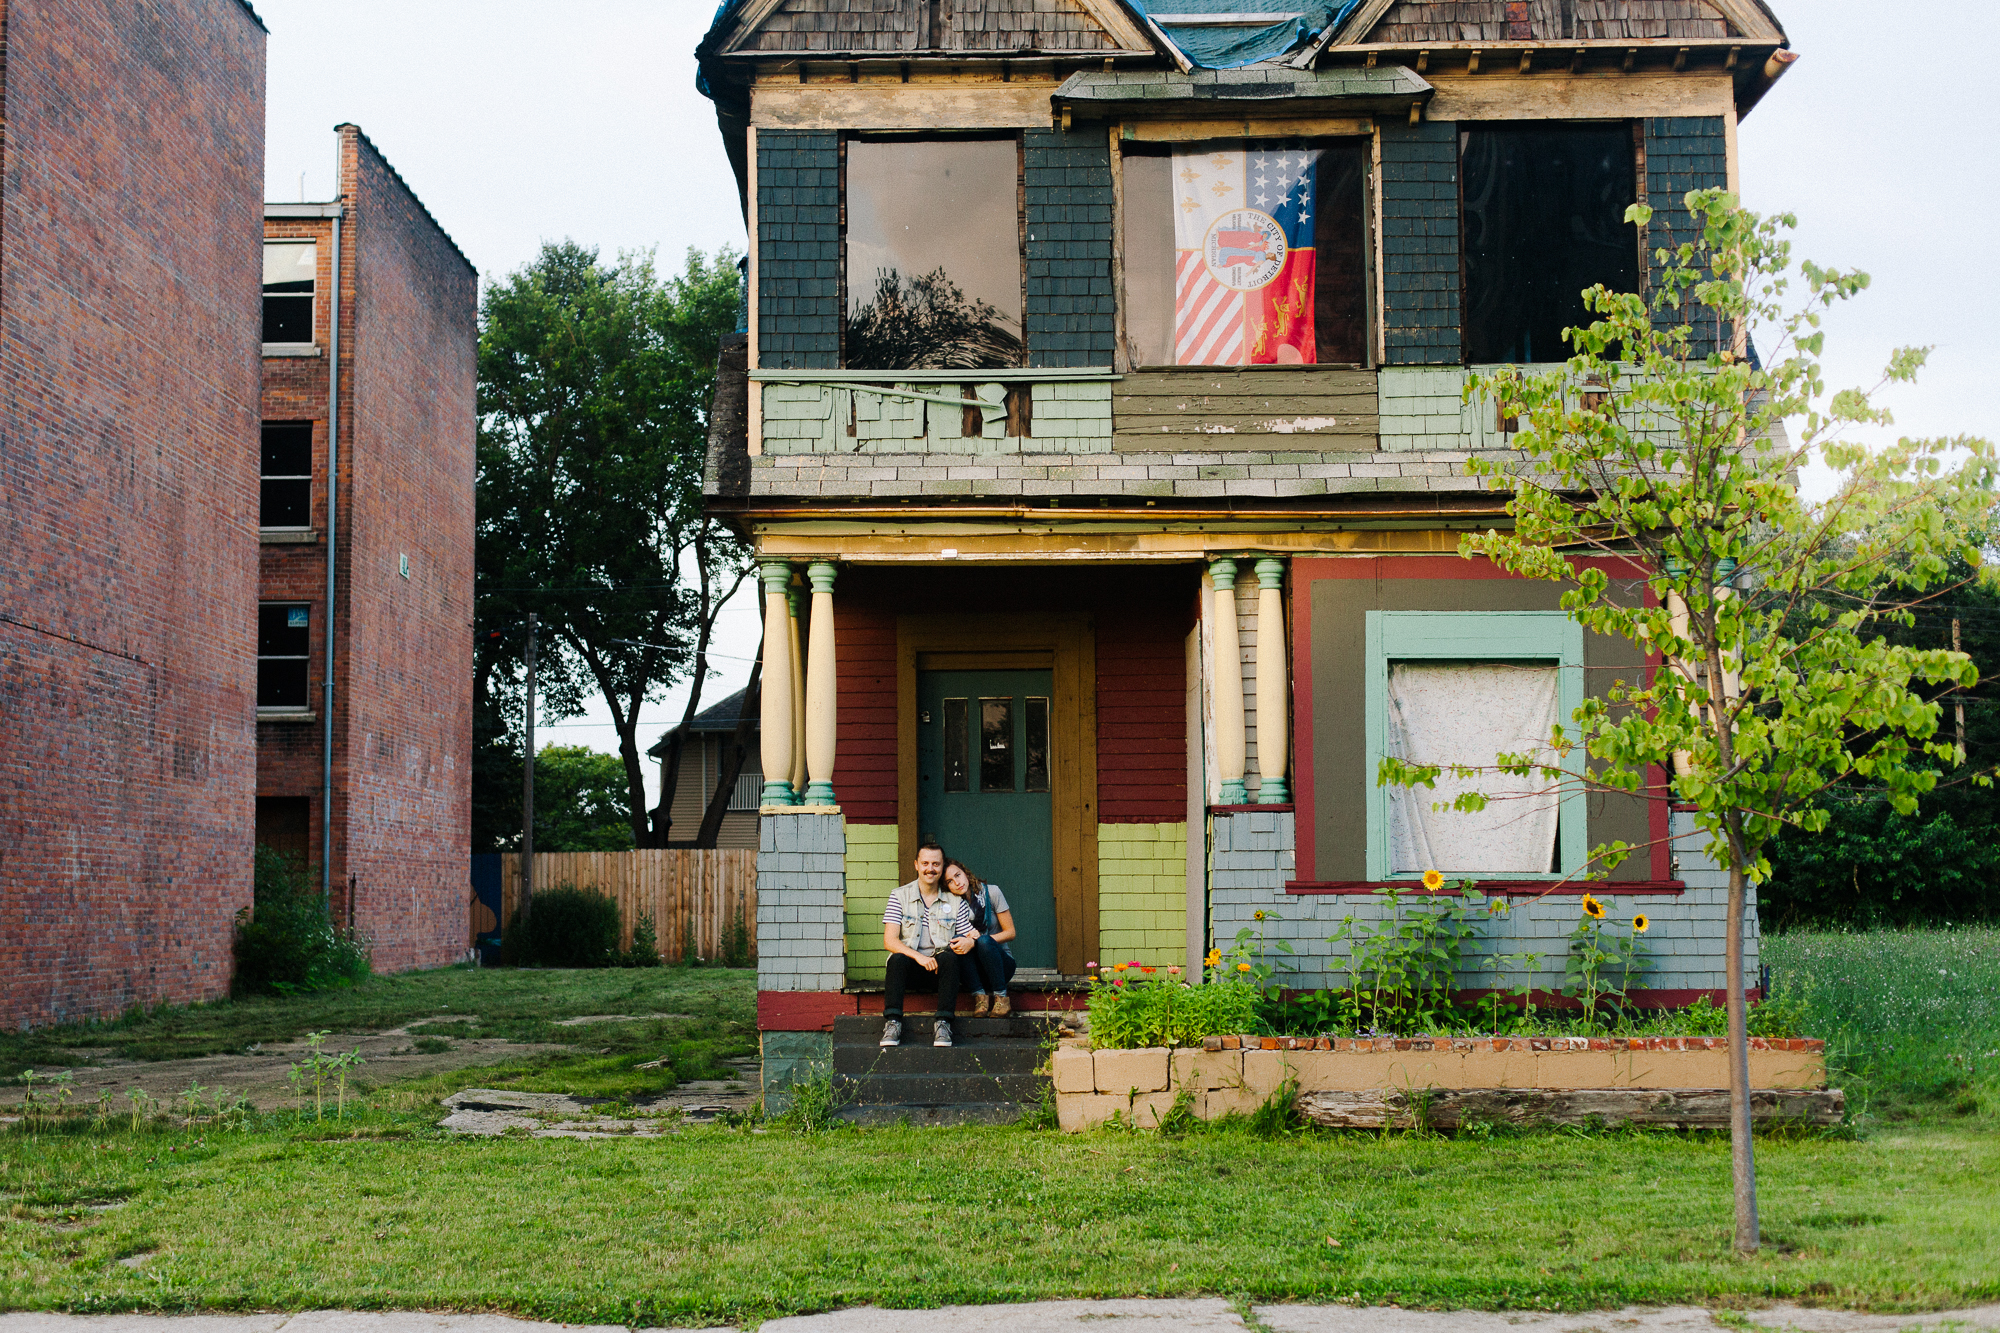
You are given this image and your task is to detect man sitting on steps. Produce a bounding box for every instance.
[880,836,976,1048]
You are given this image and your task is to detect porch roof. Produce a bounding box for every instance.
[1053,61,1429,116]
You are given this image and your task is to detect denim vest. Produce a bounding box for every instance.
[890,881,961,954]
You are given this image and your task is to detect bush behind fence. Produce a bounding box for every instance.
[499,849,757,964]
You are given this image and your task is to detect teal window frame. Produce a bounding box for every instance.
[1363,610,1587,881]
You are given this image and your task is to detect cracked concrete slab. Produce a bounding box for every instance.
[1256,1304,2000,1333]
[759,1299,1245,1332]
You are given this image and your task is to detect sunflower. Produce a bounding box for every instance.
[1204,948,1222,969]
[1631,914,1650,933]
[1421,869,1445,892]
[1581,894,1606,920]
[1253,909,1267,921]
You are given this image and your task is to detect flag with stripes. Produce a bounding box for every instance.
[1172,144,1320,365]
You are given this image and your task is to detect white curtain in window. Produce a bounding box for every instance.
[1386,663,1561,876]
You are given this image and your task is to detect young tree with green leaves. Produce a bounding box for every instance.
[477,242,750,847]
[1384,191,1995,1252]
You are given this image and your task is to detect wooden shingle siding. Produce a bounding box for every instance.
[756,131,841,369]
[1112,368,1379,447]
[1025,127,1117,367]
[1368,0,1730,42]
[1644,115,1728,355]
[1378,120,1461,366]
[747,0,1118,52]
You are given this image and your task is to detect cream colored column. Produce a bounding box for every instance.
[803,561,839,806]
[787,583,806,799]
[1210,558,1248,805]
[757,561,797,806]
[1253,557,1291,804]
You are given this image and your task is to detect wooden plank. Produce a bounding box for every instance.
[1122,117,1375,142]
[1424,70,1732,119]
[752,82,1060,129]
[1295,1086,1845,1130]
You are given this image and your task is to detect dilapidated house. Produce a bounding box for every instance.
[694,0,1795,1106]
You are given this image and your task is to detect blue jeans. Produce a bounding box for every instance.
[966,936,1017,994]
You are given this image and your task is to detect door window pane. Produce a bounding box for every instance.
[262,242,316,344]
[1023,696,1050,792]
[257,604,311,709]
[260,422,313,528]
[1461,124,1638,364]
[979,697,1014,792]
[845,138,1022,369]
[1121,140,1368,366]
[942,697,970,793]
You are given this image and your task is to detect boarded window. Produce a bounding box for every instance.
[844,137,1022,369]
[979,697,1015,792]
[1460,124,1638,364]
[260,422,312,529]
[258,604,311,709]
[262,241,316,344]
[1384,662,1560,875]
[1121,139,1367,367]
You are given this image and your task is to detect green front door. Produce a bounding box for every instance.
[917,669,1057,970]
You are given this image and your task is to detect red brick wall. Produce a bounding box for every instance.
[827,565,1195,826]
[332,127,477,972]
[0,0,266,1026]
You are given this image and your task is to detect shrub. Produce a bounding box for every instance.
[1086,960,1259,1049]
[623,911,663,968]
[499,885,622,968]
[233,846,371,997]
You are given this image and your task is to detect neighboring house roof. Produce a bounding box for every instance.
[646,688,759,758]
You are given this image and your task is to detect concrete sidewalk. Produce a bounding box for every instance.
[5,1300,1998,1333]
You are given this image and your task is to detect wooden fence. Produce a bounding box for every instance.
[498,850,758,962]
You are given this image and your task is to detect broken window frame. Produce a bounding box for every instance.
[1116,136,1374,371]
[259,421,313,530]
[838,131,1027,372]
[262,240,317,347]
[1457,120,1641,367]
[1361,610,1587,881]
[257,602,313,712]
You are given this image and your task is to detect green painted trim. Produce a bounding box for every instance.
[749,368,1118,383]
[1364,610,1586,881]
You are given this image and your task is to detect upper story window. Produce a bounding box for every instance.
[1460,124,1638,365]
[257,603,311,710]
[1121,139,1368,368]
[262,241,317,345]
[843,136,1023,370]
[260,422,313,529]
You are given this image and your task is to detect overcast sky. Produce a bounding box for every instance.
[257,0,2000,795]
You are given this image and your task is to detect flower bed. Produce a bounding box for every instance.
[1049,1035,1838,1132]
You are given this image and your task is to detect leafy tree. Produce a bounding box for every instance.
[527,745,637,852]
[843,266,1022,370]
[1384,191,1995,1251]
[476,242,750,846]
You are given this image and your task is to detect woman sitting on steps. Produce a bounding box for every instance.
[944,859,1017,1017]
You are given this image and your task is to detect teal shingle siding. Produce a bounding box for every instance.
[757,130,840,369]
[1645,116,1728,355]
[1379,120,1461,366]
[1024,127,1115,367]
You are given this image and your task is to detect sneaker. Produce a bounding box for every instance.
[971,993,991,1016]
[991,994,1012,1017]
[933,1019,953,1047]
[879,1018,902,1047]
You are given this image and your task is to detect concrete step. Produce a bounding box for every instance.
[838,1072,1046,1105]
[831,1013,1061,1044]
[834,1101,1029,1127]
[833,1042,1044,1078]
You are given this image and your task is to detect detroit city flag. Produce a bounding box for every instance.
[1173,144,1320,364]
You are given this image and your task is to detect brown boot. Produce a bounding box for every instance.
[991,994,1012,1017]
[971,993,991,1016]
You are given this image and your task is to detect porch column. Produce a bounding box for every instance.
[803,561,839,806]
[758,561,797,806]
[1210,557,1248,805]
[787,581,807,799]
[1254,557,1291,804]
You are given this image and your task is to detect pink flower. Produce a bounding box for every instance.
[1112,979,1125,987]
[1167,965,1181,975]
[1086,961,1098,969]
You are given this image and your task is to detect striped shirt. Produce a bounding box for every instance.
[883,889,974,952]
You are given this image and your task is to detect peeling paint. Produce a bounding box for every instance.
[1263,416,1342,434]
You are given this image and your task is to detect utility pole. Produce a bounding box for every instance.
[521,612,538,920]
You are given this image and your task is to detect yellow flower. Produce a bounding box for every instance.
[1114,962,1130,971]
[1253,909,1267,921]
[1421,869,1444,892]
[1631,914,1650,934]
[1237,962,1251,973]
[1204,948,1222,969]
[1581,894,1606,920]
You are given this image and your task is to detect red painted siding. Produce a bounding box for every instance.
[833,597,898,823]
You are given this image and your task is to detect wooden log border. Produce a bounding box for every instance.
[1296,1086,1846,1130]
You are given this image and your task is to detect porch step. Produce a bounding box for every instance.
[829,1013,1056,1121]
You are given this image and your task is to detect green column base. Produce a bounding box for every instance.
[803,781,838,806]
[1219,779,1248,805]
[1258,778,1291,804]
[760,781,798,807]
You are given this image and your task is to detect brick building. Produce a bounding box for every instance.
[255,126,477,974]
[693,0,1800,1102]
[0,0,268,1029]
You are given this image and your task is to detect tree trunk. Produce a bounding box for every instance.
[1724,821,1759,1252]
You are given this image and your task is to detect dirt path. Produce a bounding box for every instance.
[0,1024,570,1112]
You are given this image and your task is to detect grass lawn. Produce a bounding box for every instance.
[3,931,1997,1326]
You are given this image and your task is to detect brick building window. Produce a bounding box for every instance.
[1121,139,1368,367]
[258,604,311,710]
[1460,124,1638,364]
[262,241,317,345]
[843,136,1023,369]
[260,422,313,529]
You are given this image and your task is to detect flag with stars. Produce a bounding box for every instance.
[1172,144,1320,365]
